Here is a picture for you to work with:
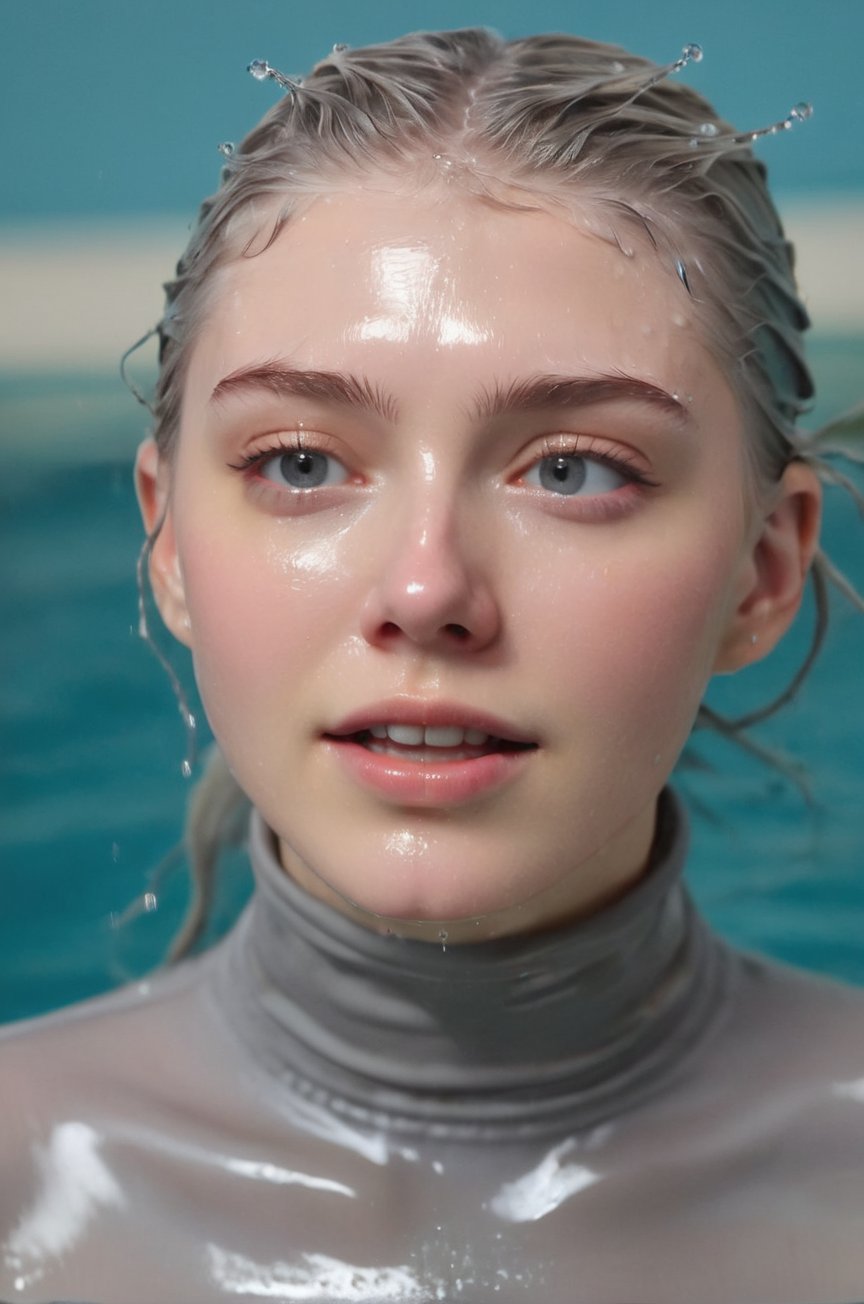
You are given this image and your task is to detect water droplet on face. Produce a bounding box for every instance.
[699,121,719,137]
[248,59,270,81]
[683,43,703,63]
[217,141,235,157]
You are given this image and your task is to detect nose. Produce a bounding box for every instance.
[359,501,501,655]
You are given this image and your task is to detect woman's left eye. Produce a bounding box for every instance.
[258,447,350,490]
[523,453,629,497]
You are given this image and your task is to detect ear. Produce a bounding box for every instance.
[714,460,822,673]
[134,438,193,649]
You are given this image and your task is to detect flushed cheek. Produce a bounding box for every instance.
[176,521,364,748]
[532,543,738,763]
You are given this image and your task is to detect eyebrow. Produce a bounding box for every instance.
[209,362,398,423]
[209,361,689,428]
[467,374,690,425]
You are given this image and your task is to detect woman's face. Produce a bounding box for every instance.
[151,186,761,938]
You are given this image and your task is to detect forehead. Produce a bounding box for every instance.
[185,185,720,409]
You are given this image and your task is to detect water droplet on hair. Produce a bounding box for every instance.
[683,43,703,63]
[143,892,158,913]
[609,59,625,73]
[699,121,719,137]
[789,101,813,122]
[332,42,349,52]
[438,929,449,952]
[180,759,192,779]
[217,141,235,157]
[248,59,270,80]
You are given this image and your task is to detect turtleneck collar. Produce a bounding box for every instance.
[213,790,733,1140]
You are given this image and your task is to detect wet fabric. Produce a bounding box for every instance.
[2,791,864,1303]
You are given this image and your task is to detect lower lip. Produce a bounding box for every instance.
[324,738,534,806]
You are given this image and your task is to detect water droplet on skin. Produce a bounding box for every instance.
[217,141,235,157]
[699,121,719,137]
[248,59,270,80]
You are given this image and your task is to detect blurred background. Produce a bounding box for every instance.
[2,0,862,1022]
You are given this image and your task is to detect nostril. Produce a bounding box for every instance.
[445,624,471,640]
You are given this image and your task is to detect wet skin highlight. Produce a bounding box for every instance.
[138,185,810,941]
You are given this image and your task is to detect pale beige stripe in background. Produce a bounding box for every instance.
[0,200,861,372]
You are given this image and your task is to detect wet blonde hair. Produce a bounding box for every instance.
[132,28,861,959]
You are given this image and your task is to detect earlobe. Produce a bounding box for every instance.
[134,438,193,649]
[714,461,822,674]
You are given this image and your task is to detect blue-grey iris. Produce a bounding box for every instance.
[281,451,329,488]
[539,455,587,495]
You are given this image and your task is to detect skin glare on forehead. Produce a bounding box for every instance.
[183,186,726,447]
[164,184,764,938]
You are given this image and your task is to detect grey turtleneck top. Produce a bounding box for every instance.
[2,791,864,1304]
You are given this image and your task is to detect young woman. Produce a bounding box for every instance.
[2,28,863,1304]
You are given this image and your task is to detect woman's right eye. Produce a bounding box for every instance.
[258,447,351,490]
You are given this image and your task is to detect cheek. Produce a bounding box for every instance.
[175,517,363,745]
[526,526,740,754]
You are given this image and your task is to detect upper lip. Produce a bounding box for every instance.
[325,699,538,745]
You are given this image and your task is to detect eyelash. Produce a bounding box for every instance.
[227,432,340,475]
[227,432,659,496]
[528,436,658,489]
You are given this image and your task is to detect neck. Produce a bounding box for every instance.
[212,789,732,1138]
[276,802,658,944]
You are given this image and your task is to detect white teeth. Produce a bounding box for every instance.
[424,726,465,747]
[386,724,425,745]
[364,724,492,747]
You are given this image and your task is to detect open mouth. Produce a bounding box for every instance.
[328,727,537,763]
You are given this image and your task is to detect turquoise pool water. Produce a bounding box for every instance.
[2,341,863,1024]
